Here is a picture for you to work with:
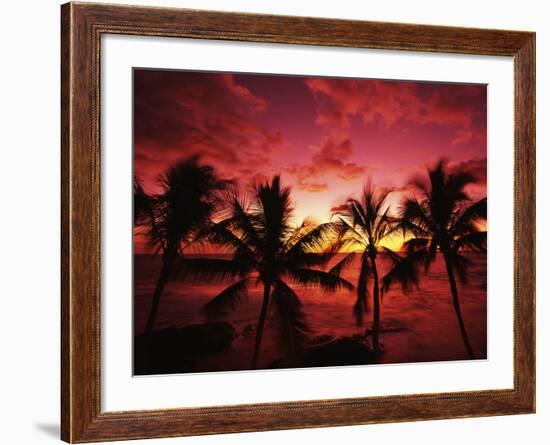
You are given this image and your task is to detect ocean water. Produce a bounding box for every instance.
[134,252,487,370]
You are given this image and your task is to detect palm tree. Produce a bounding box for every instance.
[177,176,354,369]
[382,159,487,359]
[139,157,230,337]
[328,182,398,356]
[134,176,152,225]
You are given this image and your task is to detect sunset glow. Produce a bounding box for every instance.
[134,69,486,252]
[133,69,488,374]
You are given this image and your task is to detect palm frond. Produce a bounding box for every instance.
[451,197,487,236]
[170,257,246,284]
[348,199,369,235]
[270,280,309,356]
[446,170,477,203]
[328,252,357,277]
[373,187,393,217]
[285,267,354,292]
[381,247,428,294]
[285,221,340,257]
[133,176,153,226]
[429,160,476,229]
[253,175,294,251]
[208,220,257,260]
[145,156,230,252]
[453,231,487,254]
[284,219,316,247]
[451,253,473,284]
[399,198,432,237]
[403,237,429,253]
[225,192,264,250]
[374,206,395,244]
[335,217,367,247]
[201,278,250,319]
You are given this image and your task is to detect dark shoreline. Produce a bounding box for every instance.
[134,322,380,375]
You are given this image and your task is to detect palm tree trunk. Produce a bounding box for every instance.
[443,253,475,359]
[370,255,381,356]
[143,247,176,336]
[251,282,271,369]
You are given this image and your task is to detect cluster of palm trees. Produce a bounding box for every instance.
[135,156,487,369]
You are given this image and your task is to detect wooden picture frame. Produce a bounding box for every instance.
[61,2,535,442]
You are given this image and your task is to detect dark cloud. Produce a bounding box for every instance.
[298,182,329,193]
[329,203,349,213]
[452,157,487,184]
[304,77,486,146]
[285,138,365,192]
[134,70,284,188]
[312,138,365,180]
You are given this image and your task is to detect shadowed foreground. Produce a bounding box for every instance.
[134,324,376,375]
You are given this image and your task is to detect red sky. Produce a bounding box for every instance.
[134,69,486,251]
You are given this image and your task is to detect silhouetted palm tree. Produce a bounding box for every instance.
[140,157,230,336]
[382,159,487,359]
[329,182,398,356]
[134,176,152,225]
[177,176,353,369]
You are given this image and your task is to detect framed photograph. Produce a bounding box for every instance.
[61,2,535,442]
